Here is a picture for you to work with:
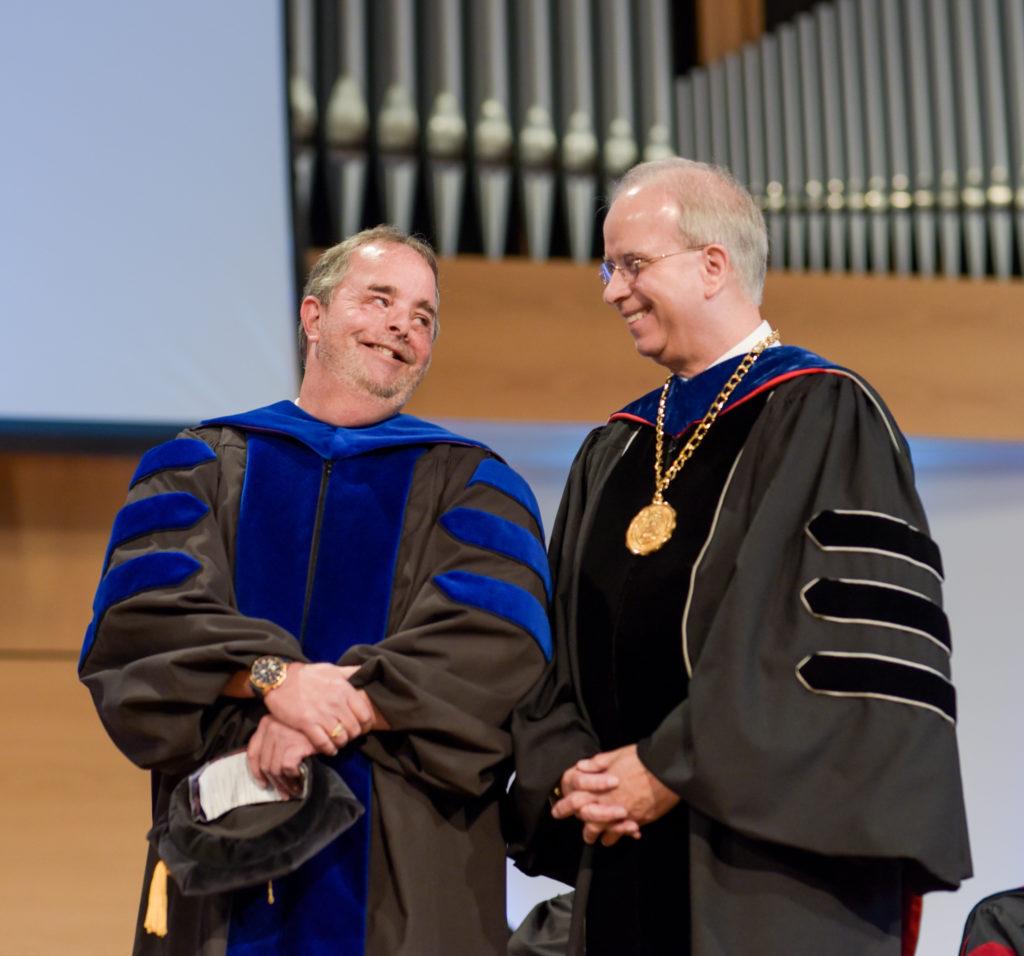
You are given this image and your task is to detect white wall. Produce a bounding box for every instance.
[913,442,1024,952]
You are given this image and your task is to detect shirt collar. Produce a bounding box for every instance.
[676,319,779,381]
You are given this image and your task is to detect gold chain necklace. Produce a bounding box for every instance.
[625,328,780,556]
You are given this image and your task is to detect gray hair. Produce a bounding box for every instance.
[612,158,768,305]
[299,225,440,363]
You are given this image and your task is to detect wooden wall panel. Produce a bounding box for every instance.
[696,0,764,63]
[3,661,149,953]
[2,262,1022,657]
[407,259,1024,440]
[0,453,134,652]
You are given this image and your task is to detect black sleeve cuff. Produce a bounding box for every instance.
[635,701,694,797]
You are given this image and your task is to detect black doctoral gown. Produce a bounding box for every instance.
[508,349,972,956]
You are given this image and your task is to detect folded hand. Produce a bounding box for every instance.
[246,714,316,797]
[263,661,377,756]
[551,744,679,847]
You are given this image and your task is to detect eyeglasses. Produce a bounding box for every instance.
[598,246,707,286]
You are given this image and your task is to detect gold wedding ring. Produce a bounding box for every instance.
[330,723,345,739]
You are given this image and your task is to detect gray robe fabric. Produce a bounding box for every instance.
[80,422,549,955]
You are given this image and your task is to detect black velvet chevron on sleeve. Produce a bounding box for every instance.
[807,510,944,579]
[802,578,951,652]
[797,652,957,723]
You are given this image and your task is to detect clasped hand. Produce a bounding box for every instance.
[247,662,382,795]
[550,744,680,847]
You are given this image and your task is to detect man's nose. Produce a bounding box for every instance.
[386,309,411,337]
[602,268,629,306]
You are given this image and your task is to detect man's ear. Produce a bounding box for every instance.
[299,296,323,345]
[701,244,729,298]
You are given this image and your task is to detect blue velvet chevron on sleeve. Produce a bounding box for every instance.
[466,458,544,535]
[79,551,201,667]
[102,492,209,574]
[433,570,551,660]
[440,507,551,599]
[130,437,216,488]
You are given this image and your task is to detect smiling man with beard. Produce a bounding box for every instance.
[298,235,436,412]
[508,160,971,955]
[79,226,551,955]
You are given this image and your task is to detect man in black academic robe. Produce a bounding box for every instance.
[508,160,971,955]
[80,227,550,955]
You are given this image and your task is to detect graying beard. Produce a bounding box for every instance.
[318,341,428,404]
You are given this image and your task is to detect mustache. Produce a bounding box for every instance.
[362,339,415,364]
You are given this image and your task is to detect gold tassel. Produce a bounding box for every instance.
[143,859,169,937]
[267,880,275,905]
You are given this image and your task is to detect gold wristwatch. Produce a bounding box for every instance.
[249,656,288,698]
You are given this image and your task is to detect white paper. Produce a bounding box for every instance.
[190,751,309,823]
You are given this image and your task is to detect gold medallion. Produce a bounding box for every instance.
[626,501,678,555]
[624,328,780,556]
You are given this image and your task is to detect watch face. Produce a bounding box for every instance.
[252,656,284,689]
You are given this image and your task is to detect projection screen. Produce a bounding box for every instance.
[0,1,299,436]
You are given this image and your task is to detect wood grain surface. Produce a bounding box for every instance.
[406,259,1024,440]
[3,660,148,954]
